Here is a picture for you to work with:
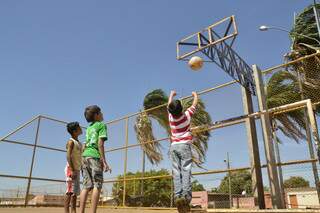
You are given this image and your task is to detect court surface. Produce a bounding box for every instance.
[0,208,177,213]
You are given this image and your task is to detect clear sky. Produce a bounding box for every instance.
[0,0,318,195]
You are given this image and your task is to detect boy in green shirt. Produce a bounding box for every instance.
[79,105,111,213]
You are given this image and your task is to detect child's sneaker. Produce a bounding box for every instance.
[181,198,191,213]
[175,197,186,213]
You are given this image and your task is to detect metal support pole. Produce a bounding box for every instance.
[306,99,320,203]
[170,177,174,208]
[253,65,284,209]
[241,87,265,209]
[141,150,145,197]
[24,117,41,206]
[0,116,40,142]
[297,70,320,203]
[122,118,129,206]
[307,100,320,161]
[272,121,285,206]
[225,152,232,208]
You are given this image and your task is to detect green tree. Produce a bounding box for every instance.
[112,169,172,207]
[211,187,219,193]
[134,89,212,166]
[192,180,205,191]
[217,171,252,195]
[284,176,310,188]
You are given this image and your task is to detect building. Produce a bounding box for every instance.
[191,188,320,209]
[285,187,320,209]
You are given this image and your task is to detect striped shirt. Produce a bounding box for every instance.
[168,106,196,145]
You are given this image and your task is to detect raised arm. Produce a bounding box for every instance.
[168,90,176,106]
[191,91,198,107]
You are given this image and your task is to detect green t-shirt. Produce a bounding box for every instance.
[82,121,108,159]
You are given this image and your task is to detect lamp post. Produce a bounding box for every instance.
[259,25,320,46]
[224,153,232,208]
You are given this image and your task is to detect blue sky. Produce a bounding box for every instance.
[0,0,318,194]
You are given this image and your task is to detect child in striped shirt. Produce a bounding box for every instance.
[167,90,198,212]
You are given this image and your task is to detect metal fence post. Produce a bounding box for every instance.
[226,152,232,208]
[24,116,41,207]
[297,69,320,203]
[272,121,285,206]
[122,117,129,206]
[307,100,320,160]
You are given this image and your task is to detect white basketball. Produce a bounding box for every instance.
[188,56,204,71]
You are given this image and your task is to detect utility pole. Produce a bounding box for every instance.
[224,152,232,208]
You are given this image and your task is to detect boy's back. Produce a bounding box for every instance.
[82,121,107,159]
[167,91,198,213]
[169,106,196,144]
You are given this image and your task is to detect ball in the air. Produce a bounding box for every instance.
[188,56,204,71]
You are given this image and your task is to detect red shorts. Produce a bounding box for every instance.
[65,164,80,195]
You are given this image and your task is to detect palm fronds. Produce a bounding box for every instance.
[134,89,212,166]
[266,70,306,142]
[134,112,163,165]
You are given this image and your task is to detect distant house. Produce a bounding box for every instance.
[191,188,320,209]
[285,187,320,209]
[191,191,256,209]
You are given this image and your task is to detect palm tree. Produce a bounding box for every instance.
[289,3,320,114]
[291,3,320,52]
[266,70,306,142]
[266,3,320,143]
[134,89,212,166]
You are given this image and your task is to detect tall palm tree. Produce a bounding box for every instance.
[266,3,320,143]
[289,3,320,114]
[134,89,212,166]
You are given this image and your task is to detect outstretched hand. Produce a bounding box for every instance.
[103,161,112,173]
[192,91,198,97]
[170,90,177,97]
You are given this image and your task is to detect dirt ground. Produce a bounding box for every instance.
[0,207,177,213]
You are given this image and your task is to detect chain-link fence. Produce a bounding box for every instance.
[261,52,320,209]
[0,53,319,210]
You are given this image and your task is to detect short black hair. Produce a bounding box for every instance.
[84,105,101,122]
[67,122,80,135]
[168,100,183,117]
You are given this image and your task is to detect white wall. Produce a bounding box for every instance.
[287,190,320,209]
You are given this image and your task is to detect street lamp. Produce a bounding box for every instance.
[224,152,232,208]
[259,25,320,46]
